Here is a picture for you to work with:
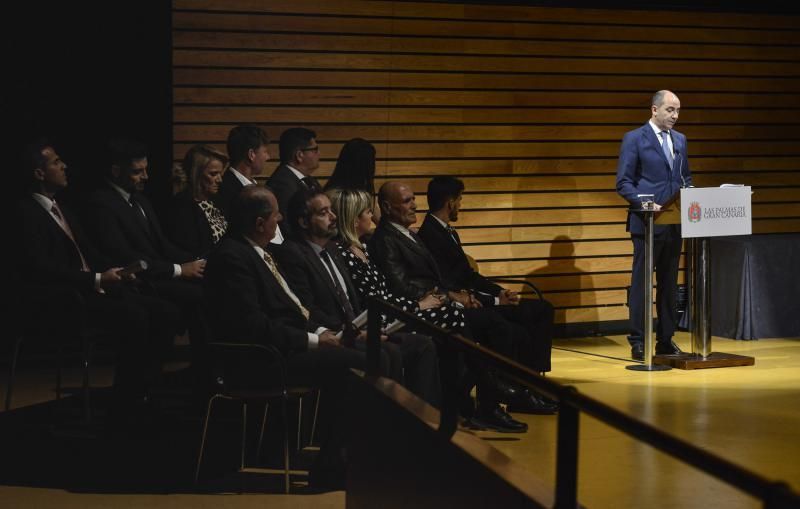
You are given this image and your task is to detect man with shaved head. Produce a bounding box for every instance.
[616,90,693,361]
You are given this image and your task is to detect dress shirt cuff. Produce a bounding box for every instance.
[173,264,181,278]
[307,333,319,349]
[94,273,103,291]
[494,296,500,306]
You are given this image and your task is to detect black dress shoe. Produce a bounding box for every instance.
[460,416,488,431]
[655,340,682,355]
[492,376,521,404]
[507,390,558,415]
[474,405,528,433]
[631,343,644,361]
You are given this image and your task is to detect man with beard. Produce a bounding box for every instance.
[275,188,441,406]
[83,138,205,374]
[418,176,556,414]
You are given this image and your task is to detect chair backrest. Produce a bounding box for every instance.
[207,341,286,394]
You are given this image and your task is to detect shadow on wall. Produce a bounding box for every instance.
[527,235,596,324]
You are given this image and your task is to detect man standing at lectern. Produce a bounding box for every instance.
[616,90,692,361]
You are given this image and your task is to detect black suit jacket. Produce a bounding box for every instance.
[16,196,111,293]
[84,184,194,279]
[275,239,361,331]
[203,234,320,354]
[267,164,320,239]
[367,219,451,301]
[214,170,246,217]
[417,214,501,305]
[164,190,214,259]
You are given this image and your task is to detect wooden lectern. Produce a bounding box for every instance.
[652,188,755,369]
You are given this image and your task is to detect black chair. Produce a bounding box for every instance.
[4,289,105,423]
[193,341,319,493]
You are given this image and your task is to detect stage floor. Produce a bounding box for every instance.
[483,332,800,509]
[1,332,798,508]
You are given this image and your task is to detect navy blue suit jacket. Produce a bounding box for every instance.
[616,122,692,235]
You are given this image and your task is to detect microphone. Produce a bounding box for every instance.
[675,149,687,189]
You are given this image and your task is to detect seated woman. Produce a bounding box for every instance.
[324,138,381,225]
[327,187,467,334]
[165,144,229,258]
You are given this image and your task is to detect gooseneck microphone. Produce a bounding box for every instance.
[675,149,688,188]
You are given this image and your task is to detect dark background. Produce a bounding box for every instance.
[7,2,172,208]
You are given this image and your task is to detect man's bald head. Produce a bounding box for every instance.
[378,180,417,227]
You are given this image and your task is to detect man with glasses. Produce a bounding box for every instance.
[268,127,322,238]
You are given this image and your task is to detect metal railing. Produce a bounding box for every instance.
[365,296,800,509]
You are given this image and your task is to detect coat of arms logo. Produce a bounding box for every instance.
[688,201,702,223]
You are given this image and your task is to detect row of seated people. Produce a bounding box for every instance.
[13,125,555,488]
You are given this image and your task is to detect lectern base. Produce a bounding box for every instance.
[625,363,672,372]
[653,352,755,370]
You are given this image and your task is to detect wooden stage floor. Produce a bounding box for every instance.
[1,332,798,508]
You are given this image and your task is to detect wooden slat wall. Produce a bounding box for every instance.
[172,0,800,325]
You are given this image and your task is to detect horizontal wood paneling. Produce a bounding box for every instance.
[174,69,800,93]
[172,0,800,324]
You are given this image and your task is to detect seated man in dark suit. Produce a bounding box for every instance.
[369,182,542,429]
[14,139,181,413]
[216,124,269,215]
[275,188,440,406]
[267,127,322,239]
[81,139,206,311]
[82,138,206,369]
[418,176,556,388]
[218,124,284,245]
[203,185,366,489]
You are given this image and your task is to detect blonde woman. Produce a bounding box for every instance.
[165,144,229,258]
[327,188,467,333]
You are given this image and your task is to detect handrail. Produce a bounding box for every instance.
[366,296,800,509]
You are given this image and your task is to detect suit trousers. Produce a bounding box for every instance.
[628,225,682,346]
[388,332,441,407]
[461,308,514,413]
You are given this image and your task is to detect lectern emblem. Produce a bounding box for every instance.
[688,201,702,223]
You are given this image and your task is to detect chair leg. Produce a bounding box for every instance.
[309,390,321,448]
[4,336,23,411]
[282,396,291,494]
[241,402,247,470]
[82,338,94,423]
[297,396,303,452]
[55,345,64,402]
[256,402,269,462]
[195,394,220,484]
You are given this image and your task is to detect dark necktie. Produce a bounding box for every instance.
[319,249,355,322]
[446,224,461,246]
[660,131,673,169]
[128,194,152,236]
[301,176,321,191]
[51,202,91,272]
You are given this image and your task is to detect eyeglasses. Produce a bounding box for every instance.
[300,146,319,153]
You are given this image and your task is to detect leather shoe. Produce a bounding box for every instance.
[507,390,558,415]
[631,343,644,361]
[656,340,682,355]
[474,405,528,433]
[493,376,521,404]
